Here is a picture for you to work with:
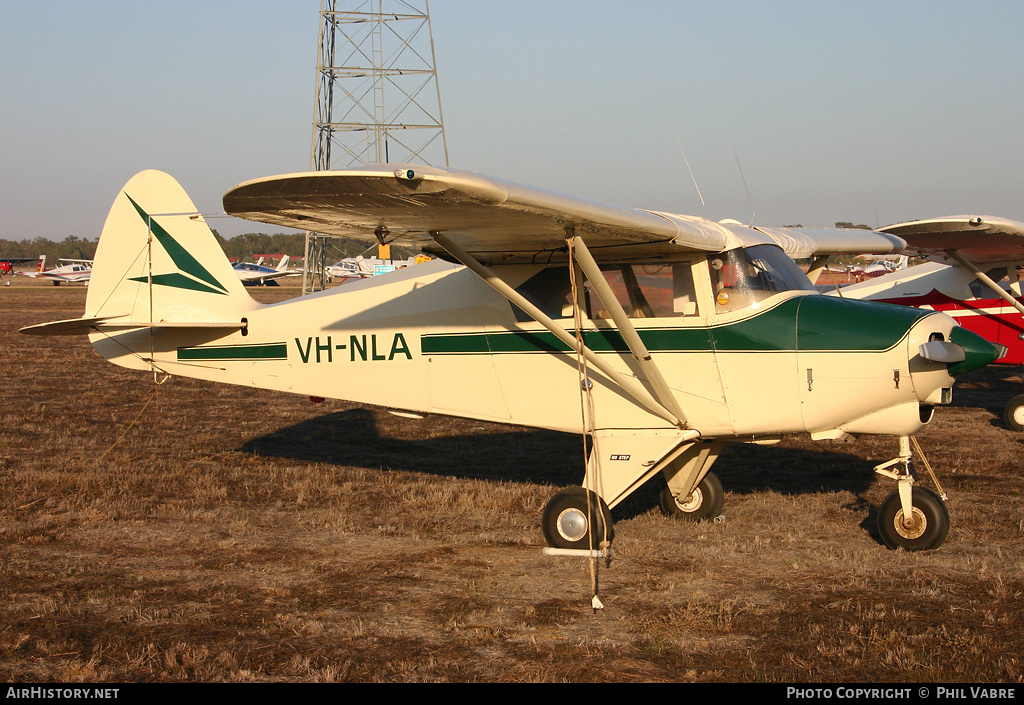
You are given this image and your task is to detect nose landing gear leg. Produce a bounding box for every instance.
[873,436,951,551]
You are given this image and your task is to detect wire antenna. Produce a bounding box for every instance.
[675,136,705,219]
[733,146,756,227]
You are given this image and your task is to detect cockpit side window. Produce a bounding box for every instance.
[512,263,701,322]
[708,245,815,313]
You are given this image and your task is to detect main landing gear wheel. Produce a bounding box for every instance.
[659,472,724,522]
[877,486,950,551]
[541,487,613,550]
[1004,394,1024,432]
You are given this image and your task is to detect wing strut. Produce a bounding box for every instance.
[805,255,831,285]
[946,250,1024,316]
[568,235,689,427]
[430,232,685,428]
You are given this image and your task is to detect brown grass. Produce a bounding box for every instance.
[1,281,1023,683]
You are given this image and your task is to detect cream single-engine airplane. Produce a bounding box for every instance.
[21,167,1004,554]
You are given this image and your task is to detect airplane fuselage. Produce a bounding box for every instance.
[92,251,977,444]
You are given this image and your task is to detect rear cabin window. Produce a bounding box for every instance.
[968,266,1019,299]
[512,264,699,322]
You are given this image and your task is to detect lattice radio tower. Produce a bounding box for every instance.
[305,0,449,291]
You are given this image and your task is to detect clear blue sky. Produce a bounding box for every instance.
[2,1,1022,241]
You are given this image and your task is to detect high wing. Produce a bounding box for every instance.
[223,165,905,264]
[878,215,1024,265]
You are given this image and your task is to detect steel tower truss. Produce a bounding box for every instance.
[312,0,449,168]
[305,0,449,292]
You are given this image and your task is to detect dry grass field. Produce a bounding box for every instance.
[1,281,1022,683]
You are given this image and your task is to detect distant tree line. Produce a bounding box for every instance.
[211,231,373,263]
[1,231,375,265]
[0,235,96,263]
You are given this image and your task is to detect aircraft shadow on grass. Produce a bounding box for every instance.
[238,408,884,523]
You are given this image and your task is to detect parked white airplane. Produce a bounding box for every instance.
[21,167,1004,553]
[847,255,909,278]
[232,255,300,286]
[18,256,93,285]
[326,253,429,282]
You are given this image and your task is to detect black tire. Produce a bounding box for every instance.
[877,487,950,551]
[1004,395,1024,432]
[659,472,724,522]
[541,487,613,550]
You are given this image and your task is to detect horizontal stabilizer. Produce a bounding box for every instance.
[20,317,247,337]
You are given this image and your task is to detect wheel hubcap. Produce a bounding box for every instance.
[894,507,927,540]
[556,508,589,542]
[1012,404,1024,426]
[676,488,703,512]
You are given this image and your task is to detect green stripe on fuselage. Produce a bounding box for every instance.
[177,343,288,361]
[421,295,932,355]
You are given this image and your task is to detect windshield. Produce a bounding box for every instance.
[708,245,815,313]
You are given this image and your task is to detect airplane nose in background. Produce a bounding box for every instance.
[946,326,1006,376]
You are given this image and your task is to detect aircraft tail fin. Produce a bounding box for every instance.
[37,255,46,272]
[85,170,256,325]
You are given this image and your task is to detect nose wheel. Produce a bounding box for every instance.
[874,436,950,550]
[1005,394,1024,432]
[877,486,950,551]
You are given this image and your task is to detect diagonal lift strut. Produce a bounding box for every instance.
[430,231,687,428]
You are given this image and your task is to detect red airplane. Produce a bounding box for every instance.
[0,256,42,282]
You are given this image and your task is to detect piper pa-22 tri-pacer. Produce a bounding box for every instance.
[21,167,1004,554]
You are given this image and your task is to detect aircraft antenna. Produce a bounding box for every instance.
[304,0,449,293]
[733,146,756,228]
[675,136,705,219]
